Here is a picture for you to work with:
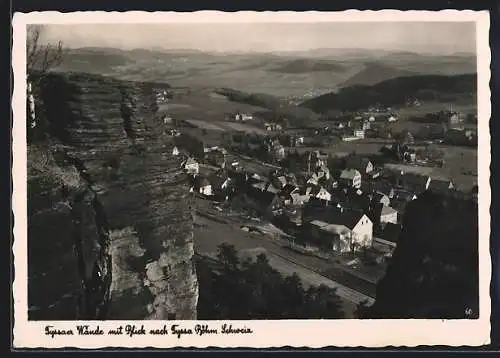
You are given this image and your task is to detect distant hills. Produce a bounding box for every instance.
[54,50,130,73]
[268,59,346,74]
[340,62,415,88]
[300,73,477,113]
[50,46,477,98]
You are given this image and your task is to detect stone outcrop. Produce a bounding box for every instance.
[27,72,198,320]
[365,190,479,319]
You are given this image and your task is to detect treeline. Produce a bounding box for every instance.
[300,74,477,113]
[196,243,345,320]
[216,87,283,110]
[215,87,320,127]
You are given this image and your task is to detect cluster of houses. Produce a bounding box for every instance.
[315,108,476,146]
[308,113,399,143]
[178,144,461,259]
[263,122,283,132]
[232,112,254,122]
[410,110,478,147]
[154,89,170,104]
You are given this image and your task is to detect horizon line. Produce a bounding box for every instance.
[67,45,477,57]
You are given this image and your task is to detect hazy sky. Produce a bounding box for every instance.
[40,22,476,54]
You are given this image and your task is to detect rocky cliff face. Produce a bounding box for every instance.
[366,190,479,319]
[27,72,198,320]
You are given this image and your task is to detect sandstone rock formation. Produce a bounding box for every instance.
[27,72,198,320]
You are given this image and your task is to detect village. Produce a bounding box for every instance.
[156,88,478,316]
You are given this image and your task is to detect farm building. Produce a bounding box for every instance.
[209,173,235,200]
[190,175,213,197]
[161,115,174,124]
[379,206,398,225]
[341,135,362,142]
[278,184,300,205]
[182,157,199,175]
[267,139,286,161]
[306,220,352,253]
[387,114,398,123]
[339,169,362,189]
[303,207,373,253]
[354,129,365,139]
[447,111,465,128]
[345,156,374,175]
[371,191,391,207]
[306,185,332,202]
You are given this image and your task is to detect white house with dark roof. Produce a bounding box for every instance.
[190,175,213,196]
[309,220,352,253]
[339,169,362,189]
[279,184,300,205]
[182,157,199,175]
[307,185,332,202]
[306,207,373,253]
[289,187,312,206]
[387,114,398,122]
[380,205,398,224]
[372,191,391,206]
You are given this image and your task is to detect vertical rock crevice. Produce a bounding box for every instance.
[71,184,112,320]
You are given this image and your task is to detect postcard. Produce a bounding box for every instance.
[12,10,491,348]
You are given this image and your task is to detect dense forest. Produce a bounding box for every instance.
[196,243,345,320]
[300,74,477,113]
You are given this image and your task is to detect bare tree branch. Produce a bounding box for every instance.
[26,24,67,75]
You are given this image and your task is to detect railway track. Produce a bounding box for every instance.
[241,232,376,305]
[266,248,376,306]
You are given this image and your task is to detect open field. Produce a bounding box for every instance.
[159,91,271,121]
[435,145,478,190]
[394,101,477,119]
[384,145,477,190]
[219,121,268,135]
[291,139,393,156]
[183,119,226,131]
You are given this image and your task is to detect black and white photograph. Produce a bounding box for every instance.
[12,10,491,348]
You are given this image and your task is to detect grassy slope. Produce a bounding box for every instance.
[340,62,416,88]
